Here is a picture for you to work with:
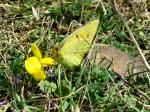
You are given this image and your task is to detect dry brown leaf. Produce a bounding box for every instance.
[90,44,148,77]
[90,44,129,76]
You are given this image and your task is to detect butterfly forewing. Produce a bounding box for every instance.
[59,19,99,68]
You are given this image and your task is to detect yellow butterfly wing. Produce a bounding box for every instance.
[58,19,99,69]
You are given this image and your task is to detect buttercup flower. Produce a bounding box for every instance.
[25,43,54,81]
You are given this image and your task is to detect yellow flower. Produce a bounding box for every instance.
[25,43,54,81]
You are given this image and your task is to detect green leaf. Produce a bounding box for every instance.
[61,100,69,112]
[15,93,21,103]
[38,80,57,94]
[56,80,71,97]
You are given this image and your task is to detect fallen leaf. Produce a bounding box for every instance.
[90,44,129,76]
[90,44,149,77]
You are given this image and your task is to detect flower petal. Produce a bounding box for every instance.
[31,43,42,60]
[33,69,46,81]
[25,57,41,75]
[41,57,54,67]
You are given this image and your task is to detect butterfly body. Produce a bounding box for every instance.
[53,19,99,69]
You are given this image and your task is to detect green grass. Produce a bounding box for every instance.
[0,0,150,111]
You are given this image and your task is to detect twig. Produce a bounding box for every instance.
[112,0,150,71]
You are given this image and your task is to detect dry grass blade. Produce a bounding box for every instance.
[112,0,150,72]
[111,0,150,103]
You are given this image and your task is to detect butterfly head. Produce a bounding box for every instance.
[50,46,63,63]
[51,47,58,57]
